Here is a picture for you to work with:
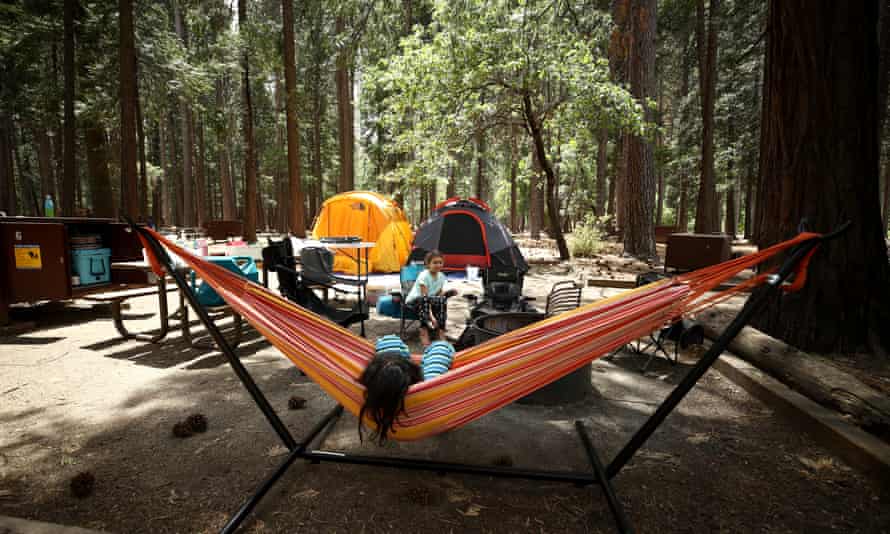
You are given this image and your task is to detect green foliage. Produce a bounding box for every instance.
[570,213,609,258]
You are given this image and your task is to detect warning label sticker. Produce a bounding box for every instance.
[14,245,42,269]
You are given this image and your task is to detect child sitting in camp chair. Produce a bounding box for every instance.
[358,335,455,445]
[404,250,458,346]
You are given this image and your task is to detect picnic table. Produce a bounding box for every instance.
[89,260,248,349]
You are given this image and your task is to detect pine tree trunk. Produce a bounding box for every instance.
[283,0,306,236]
[694,0,720,233]
[510,124,519,231]
[754,0,890,353]
[240,0,257,242]
[623,0,657,259]
[33,126,55,203]
[119,0,139,218]
[595,128,608,217]
[0,117,15,216]
[194,115,206,227]
[310,85,324,224]
[725,182,736,238]
[13,127,38,216]
[136,78,149,218]
[744,167,754,239]
[335,16,354,193]
[165,113,177,225]
[154,121,164,224]
[216,79,236,221]
[84,122,114,218]
[62,0,77,216]
[475,128,486,202]
[446,163,456,199]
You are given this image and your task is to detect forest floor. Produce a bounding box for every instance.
[1,235,889,533]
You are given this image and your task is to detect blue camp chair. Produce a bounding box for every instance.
[398,263,425,338]
[193,256,259,307]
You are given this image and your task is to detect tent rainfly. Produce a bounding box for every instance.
[409,197,528,272]
[311,191,413,274]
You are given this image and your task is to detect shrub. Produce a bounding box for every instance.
[570,214,608,257]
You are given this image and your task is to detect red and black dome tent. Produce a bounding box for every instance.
[409,197,528,272]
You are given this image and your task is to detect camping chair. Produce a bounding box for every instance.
[263,242,368,330]
[607,271,705,372]
[545,280,583,316]
[395,263,425,338]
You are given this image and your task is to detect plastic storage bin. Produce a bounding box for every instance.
[71,248,112,286]
[194,256,259,307]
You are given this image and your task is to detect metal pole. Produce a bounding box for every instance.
[135,226,297,450]
[220,406,344,534]
[606,238,826,479]
[576,421,634,533]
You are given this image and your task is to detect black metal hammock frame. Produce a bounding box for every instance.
[133,222,848,534]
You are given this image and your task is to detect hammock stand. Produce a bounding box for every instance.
[134,223,847,534]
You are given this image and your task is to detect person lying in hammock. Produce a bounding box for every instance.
[405,250,459,347]
[358,335,455,444]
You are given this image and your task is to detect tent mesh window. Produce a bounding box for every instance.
[440,214,486,255]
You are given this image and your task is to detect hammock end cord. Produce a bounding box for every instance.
[778,220,852,293]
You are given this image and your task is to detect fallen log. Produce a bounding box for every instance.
[697,307,890,433]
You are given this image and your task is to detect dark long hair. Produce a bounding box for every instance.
[358,353,423,445]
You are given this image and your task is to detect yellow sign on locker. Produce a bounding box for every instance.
[14,245,42,269]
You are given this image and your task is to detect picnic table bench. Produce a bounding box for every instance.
[81,282,177,343]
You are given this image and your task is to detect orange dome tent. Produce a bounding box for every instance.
[310,191,413,274]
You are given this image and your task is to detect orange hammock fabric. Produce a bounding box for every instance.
[139,229,821,441]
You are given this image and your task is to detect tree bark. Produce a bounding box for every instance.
[174,1,194,227]
[216,78,236,221]
[33,126,55,204]
[194,115,206,227]
[595,129,607,217]
[84,122,114,218]
[335,16,354,193]
[136,76,149,219]
[529,137,542,239]
[754,0,890,353]
[622,0,657,259]
[510,124,519,231]
[239,0,257,242]
[524,95,570,260]
[475,128,486,202]
[283,0,306,236]
[310,86,324,223]
[154,121,164,224]
[743,166,754,239]
[0,117,15,216]
[62,0,77,216]
[724,182,736,238]
[694,0,720,233]
[119,0,139,218]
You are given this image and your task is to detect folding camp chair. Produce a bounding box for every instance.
[300,246,369,335]
[607,271,704,372]
[396,263,424,338]
[545,280,582,316]
[263,241,368,330]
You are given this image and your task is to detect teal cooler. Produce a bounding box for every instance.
[71,248,111,286]
[194,256,258,307]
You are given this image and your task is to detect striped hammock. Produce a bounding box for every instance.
[139,229,821,441]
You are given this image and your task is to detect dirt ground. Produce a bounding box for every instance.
[2,240,889,534]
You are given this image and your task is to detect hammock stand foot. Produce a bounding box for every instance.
[222,406,635,534]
